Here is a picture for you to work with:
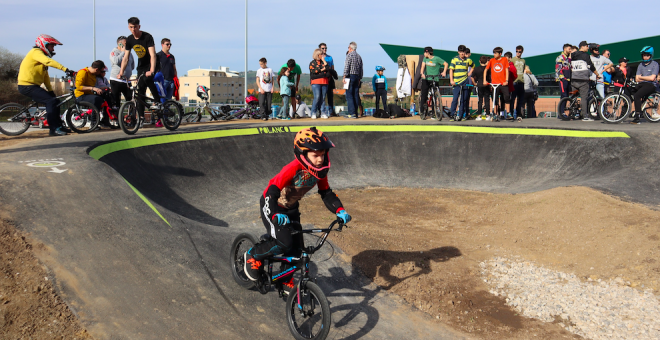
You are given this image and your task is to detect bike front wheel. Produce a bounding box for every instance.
[66,101,100,133]
[286,281,331,340]
[641,92,660,123]
[598,93,631,123]
[118,101,140,135]
[557,97,574,121]
[229,233,258,288]
[432,91,442,121]
[161,100,182,131]
[0,103,31,136]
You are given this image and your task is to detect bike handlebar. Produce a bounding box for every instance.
[290,218,346,254]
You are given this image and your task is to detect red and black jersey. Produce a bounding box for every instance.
[262,159,343,221]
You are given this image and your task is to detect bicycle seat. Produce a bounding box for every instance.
[569,90,579,95]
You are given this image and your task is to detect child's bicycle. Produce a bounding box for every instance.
[230,219,347,340]
[117,75,183,135]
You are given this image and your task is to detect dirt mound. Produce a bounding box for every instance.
[301,186,660,339]
[0,217,92,339]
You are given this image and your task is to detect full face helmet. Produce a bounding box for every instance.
[293,127,335,179]
[245,95,258,106]
[196,85,209,100]
[35,34,62,57]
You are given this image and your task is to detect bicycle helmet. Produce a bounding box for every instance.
[35,34,62,58]
[641,46,654,59]
[196,85,209,100]
[375,65,385,71]
[293,127,335,179]
[245,95,258,106]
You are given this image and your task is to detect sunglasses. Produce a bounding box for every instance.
[516,51,523,53]
[164,43,171,46]
[321,47,327,50]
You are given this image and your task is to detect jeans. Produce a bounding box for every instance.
[258,92,272,118]
[280,95,290,118]
[595,82,605,99]
[450,84,471,118]
[17,85,62,131]
[346,74,360,116]
[510,82,525,117]
[311,84,327,116]
[162,79,175,100]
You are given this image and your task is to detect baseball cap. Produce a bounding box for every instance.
[619,57,629,63]
[579,41,589,48]
[424,46,433,53]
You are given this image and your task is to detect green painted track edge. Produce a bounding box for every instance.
[123,178,171,227]
[89,125,630,160]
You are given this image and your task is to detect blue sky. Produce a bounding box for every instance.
[1,0,653,79]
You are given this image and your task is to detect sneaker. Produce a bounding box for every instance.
[476,115,482,121]
[149,103,161,111]
[155,120,163,127]
[262,116,268,121]
[630,119,641,125]
[485,115,492,121]
[49,127,68,136]
[506,113,513,119]
[244,250,262,281]
[652,112,660,119]
[60,126,72,133]
[282,116,291,120]
[321,114,328,119]
[311,115,317,119]
[582,117,593,122]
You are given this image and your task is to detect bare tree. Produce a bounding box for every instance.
[0,46,23,81]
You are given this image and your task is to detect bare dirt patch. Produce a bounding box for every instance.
[300,186,660,340]
[0,217,92,339]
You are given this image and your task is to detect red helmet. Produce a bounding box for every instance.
[36,34,62,58]
[293,127,335,179]
[245,95,258,105]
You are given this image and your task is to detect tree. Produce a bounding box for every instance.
[0,46,23,81]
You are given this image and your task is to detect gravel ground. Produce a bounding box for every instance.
[482,257,660,340]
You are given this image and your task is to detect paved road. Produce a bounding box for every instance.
[0,117,658,339]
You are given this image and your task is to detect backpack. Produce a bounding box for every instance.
[388,103,408,117]
[397,55,407,69]
[373,109,390,118]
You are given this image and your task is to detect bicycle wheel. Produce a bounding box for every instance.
[286,281,331,340]
[229,233,258,288]
[118,101,140,135]
[183,109,200,123]
[598,93,631,123]
[587,98,600,119]
[432,90,442,121]
[557,97,573,121]
[161,100,182,131]
[66,101,100,133]
[641,92,660,123]
[0,103,31,136]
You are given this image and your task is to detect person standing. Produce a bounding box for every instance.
[555,43,572,118]
[343,42,363,118]
[419,46,448,119]
[279,59,302,117]
[110,36,134,109]
[119,17,161,121]
[471,56,491,120]
[320,43,337,116]
[256,57,275,120]
[449,45,474,121]
[17,34,75,136]
[588,44,612,99]
[523,66,539,118]
[372,66,388,113]
[570,41,599,121]
[156,38,177,100]
[309,49,330,119]
[277,67,295,120]
[510,45,526,118]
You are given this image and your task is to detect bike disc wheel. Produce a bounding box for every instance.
[161,100,182,131]
[66,101,100,133]
[0,103,31,136]
[118,101,140,135]
[642,93,660,123]
[229,233,258,288]
[286,281,331,340]
[598,94,631,123]
[557,98,573,121]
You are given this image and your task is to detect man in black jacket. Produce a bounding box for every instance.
[570,41,599,121]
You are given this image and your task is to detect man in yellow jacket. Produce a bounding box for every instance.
[17,34,74,136]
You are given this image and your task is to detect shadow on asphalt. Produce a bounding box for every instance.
[0,141,92,154]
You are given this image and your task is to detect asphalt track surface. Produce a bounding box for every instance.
[1,117,659,339]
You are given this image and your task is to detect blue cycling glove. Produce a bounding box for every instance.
[336,209,352,224]
[273,213,290,226]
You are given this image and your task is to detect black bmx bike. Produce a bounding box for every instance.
[557,82,602,121]
[117,75,183,135]
[230,219,347,340]
[420,77,444,121]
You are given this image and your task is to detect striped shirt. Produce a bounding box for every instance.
[449,56,474,85]
[343,51,363,79]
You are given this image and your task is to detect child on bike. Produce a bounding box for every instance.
[484,47,510,121]
[244,127,352,288]
[278,67,295,120]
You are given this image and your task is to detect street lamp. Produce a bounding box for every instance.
[93,0,96,60]
[244,0,247,105]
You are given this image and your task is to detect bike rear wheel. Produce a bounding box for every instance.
[161,100,182,131]
[432,90,442,121]
[557,97,574,121]
[641,92,660,123]
[229,233,258,288]
[0,103,31,136]
[66,101,100,133]
[118,101,140,135]
[286,281,331,340]
[598,93,631,123]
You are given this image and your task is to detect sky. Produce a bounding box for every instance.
[0,0,654,80]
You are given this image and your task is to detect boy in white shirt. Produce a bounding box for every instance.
[256,57,275,120]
